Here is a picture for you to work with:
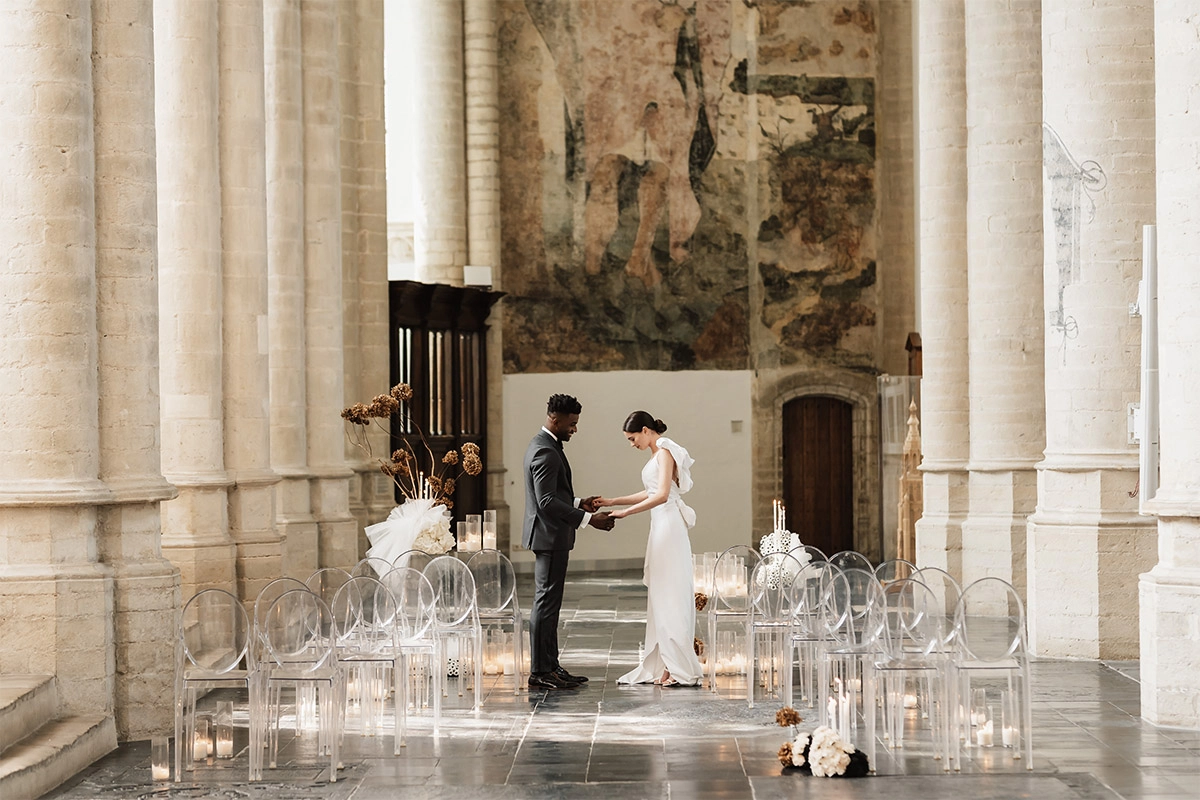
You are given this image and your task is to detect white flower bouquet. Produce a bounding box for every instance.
[775,708,869,777]
[365,497,455,566]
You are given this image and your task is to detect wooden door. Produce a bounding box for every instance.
[783,396,854,556]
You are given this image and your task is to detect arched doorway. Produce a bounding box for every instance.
[783,396,855,556]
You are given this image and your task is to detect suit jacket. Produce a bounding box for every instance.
[522,429,585,551]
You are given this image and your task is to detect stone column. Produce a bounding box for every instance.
[218,0,282,602]
[1027,0,1156,659]
[914,0,969,582]
[155,0,237,600]
[265,0,318,580]
[0,1,115,718]
[465,0,509,548]
[876,0,916,378]
[1141,0,1200,728]
[960,0,1044,608]
[340,0,392,543]
[302,0,357,569]
[93,0,181,738]
[355,0,392,529]
[412,0,467,285]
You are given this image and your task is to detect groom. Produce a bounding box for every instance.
[523,393,615,690]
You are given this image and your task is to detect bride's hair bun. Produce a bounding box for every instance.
[622,410,667,435]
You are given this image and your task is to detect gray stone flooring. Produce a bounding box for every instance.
[44,570,1200,799]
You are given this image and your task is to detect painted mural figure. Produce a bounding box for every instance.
[530,0,729,288]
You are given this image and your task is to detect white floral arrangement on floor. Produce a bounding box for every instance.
[775,708,869,777]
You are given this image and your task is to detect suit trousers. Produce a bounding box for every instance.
[530,548,570,674]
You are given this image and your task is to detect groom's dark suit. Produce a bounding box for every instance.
[523,428,586,675]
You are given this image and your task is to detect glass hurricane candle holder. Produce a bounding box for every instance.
[466,514,482,551]
[1001,689,1020,753]
[483,509,497,550]
[151,736,170,781]
[215,700,234,759]
[192,715,211,762]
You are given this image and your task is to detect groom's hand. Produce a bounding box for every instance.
[581,495,602,513]
[588,511,615,531]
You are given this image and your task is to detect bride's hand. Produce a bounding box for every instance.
[611,508,626,520]
[594,497,612,509]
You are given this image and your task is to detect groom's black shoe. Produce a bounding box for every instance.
[528,671,580,690]
[554,666,588,684]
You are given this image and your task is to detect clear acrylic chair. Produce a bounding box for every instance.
[829,550,873,573]
[306,567,352,613]
[910,567,962,620]
[874,558,917,586]
[175,588,261,782]
[380,566,441,743]
[786,561,838,708]
[331,576,399,742]
[252,577,308,664]
[816,568,887,743]
[948,577,1034,769]
[351,557,394,580]
[261,589,344,781]
[706,544,761,694]
[467,548,524,695]
[864,578,954,772]
[392,549,434,572]
[746,552,803,708]
[423,555,484,713]
[788,544,827,566]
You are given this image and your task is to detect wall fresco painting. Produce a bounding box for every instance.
[498,0,879,374]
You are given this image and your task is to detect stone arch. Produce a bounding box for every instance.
[752,369,880,560]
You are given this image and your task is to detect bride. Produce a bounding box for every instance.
[600,411,704,687]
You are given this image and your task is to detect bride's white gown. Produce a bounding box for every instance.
[618,437,704,686]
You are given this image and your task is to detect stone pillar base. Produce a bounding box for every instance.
[915,467,968,581]
[278,518,319,579]
[318,519,359,570]
[161,541,238,604]
[961,467,1037,612]
[109,562,180,739]
[232,539,284,604]
[0,567,114,719]
[275,475,318,579]
[1140,550,1200,728]
[1027,466,1155,659]
[312,473,359,569]
[229,480,282,602]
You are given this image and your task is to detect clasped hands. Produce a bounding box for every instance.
[581,496,616,530]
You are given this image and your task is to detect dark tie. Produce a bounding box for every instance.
[558,440,573,489]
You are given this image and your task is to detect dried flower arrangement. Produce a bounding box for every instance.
[342,383,482,510]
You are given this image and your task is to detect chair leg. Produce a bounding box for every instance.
[746,621,756,709]
[473,633,484,713]
[395,654,407,753]
[708,613,717,693]
[865,667,877,774]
